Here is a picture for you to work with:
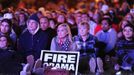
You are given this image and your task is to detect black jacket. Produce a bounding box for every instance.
[0,47,22,73]
[18,29,51,62]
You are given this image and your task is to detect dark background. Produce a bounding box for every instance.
[0,0,133,9]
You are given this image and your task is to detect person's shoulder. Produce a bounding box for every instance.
[20,29,29,36]
[117,38,126,44]
[21,28,28,34]
[36,29,48,36]
[73,35,79,38]
[52,36,58,41]
[73,35,80,41]
[110,28,117,33]
[95,30,103,35]
[39,29,49,35]
[0,46,15,53]
[19,29,30,40]
[89,34,97,39]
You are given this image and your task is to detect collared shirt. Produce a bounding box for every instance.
[116,39,134,66]
[74,34,98,57]
[116,39,134,58]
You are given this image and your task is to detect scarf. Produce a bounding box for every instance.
[58,38,71,51]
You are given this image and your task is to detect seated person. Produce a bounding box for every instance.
[0,19,17,47]
[74,22,104,73]
[18,13,51,63]
[50,23,76,51]
[0,35,22,73]
[96,17,117,56]
[115,24,134,71]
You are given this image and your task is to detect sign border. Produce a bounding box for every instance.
[40,50,80,75]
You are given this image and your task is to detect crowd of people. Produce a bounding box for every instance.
[0,0,134,75]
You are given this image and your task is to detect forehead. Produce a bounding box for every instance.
[19,14,25,16]
[58,14,64,17]
[40,18,48,21]
[124,26,133,30]
[58,25,67,30]
[1,22,9,26]
[101,20,108,23]
[79,24,89,29]
[29,19,37,22]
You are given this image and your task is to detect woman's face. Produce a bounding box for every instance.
[0,22,10,34]
[101,20,110,31]
[49,20,55,29]
[123,26,134,39]
[0,36,7,48]
[57,15,65,23]
[57,26,68,39]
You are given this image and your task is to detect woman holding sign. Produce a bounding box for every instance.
[50,23,76,51]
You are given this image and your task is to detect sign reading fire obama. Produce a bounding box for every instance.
[40,50,80,75]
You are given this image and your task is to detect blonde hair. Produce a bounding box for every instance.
[57,23,72,42]
[78,22,90,29]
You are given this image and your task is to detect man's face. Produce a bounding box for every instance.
[57,15,65,23]
[78,25,89,36]
[27,20,38,32]
[81,14,89,22]
[40,18,49,31]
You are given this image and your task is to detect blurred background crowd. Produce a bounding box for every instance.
[0,0,134,75]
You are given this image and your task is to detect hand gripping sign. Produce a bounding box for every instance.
[40,50,80,75]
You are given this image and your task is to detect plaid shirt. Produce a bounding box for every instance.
[73,34,98,57]
[116,38,134,65]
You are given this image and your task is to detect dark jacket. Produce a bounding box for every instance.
[116,38,134,66]
[18,29,51,62]
[0,47,22,73]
